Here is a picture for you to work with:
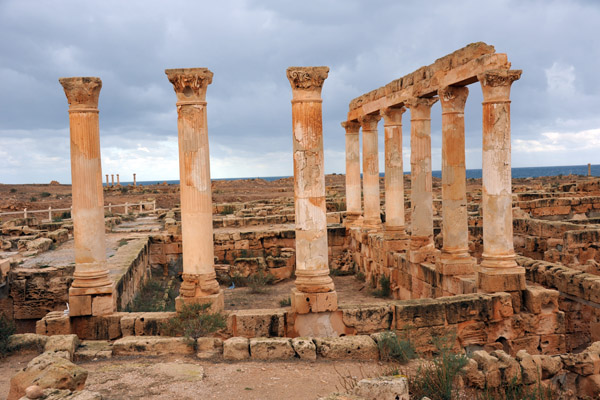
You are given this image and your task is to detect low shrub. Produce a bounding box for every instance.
[220,205,235,215]
[0,313,16,358]
[40,192,51,198]
[372,274,391,298]
[279,297,291,307]
[161,303,226,350]
[248,270,276,294]
[378,328,416,363]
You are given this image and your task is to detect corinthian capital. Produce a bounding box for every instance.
[286,66,329,100]
[358,114,381,131]
[59,77,102,110]
[380,106,406,125]
[438,86,469,113]
[165,68,213,103]
[478,69,522,103]
[341,120,361,134]
[405,96,438,120]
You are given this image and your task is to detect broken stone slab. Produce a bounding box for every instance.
[112,336,193,356]
[223,337,250,360]
[291,337,317,361]
[196,337,223,360]
[8,352,88,400]
[314,336,379,360]
[74,341,112,362]
[44,335,80,361]
[19,388,102,400]
[352,375,409,400]
[8,334,48,354]
[249,337,295,360]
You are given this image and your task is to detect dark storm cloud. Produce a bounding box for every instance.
[1,0,599,183]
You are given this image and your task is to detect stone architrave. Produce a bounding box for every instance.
[381,107,408,243]
[405,97,438,264]
[59,77,114,316]
[133,173,137,186]
[286,66,337,314]
[437,86,475,275]
[477,69,525,292]
[165,68,224,312]
[342,120,362,227]
[105,174,109,187]
[359,114,382,229]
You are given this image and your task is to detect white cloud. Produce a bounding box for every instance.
[545,62,576,95]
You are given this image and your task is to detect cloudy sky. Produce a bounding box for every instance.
[1,0,599,183]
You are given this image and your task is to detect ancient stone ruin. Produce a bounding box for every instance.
[2,42,600,399]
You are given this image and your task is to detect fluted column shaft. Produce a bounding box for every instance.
[360,114,382,228]
[406,97,438,261]
[287,66,336,314]
[478,69,525,292]
[166,68,223,310]
[342,121,362,225]
[381,107,406,232]
[60,76,113,316]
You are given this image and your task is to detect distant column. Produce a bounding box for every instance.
[437,86,475,275]
[165,67,223,311]
[405,97,438,264]
[360,114,382,229]
[477,69,525,292]
[116,174,120,186]
[105,174,109,187]
[59,76,114,316]
[588,163,592,177]
[286,66,337,314]
[133,173,137,187]
[381,106,408,240]
[342,120,362,227]
[111,174,114,187]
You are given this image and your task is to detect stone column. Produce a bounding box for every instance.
[165,68,223,311]
[111,174,114,186]
[286,66,337,314]
[360,114,382,229]
[105,174,109,187]
[59,77,114,316]
[381,107,408,243]
[477,69,525,292]
[342,120,362,227]
[588,163,592,177]
[133,173,137,186]
[116,174,120,186]
[437,86,475,275]
[405,97,438,263]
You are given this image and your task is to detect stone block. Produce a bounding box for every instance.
[7,333,48,354]
[44,335,80,360]
[229,308,286,338]
[523,286,559,314]
[291,289,338,314]
[249,337,295,360]
[353,376,409,400]
[223,337,250,360]
[91,294,115,316]
[175,290,224,313]
[133,312,175,336]
[74,340,113,361]
[42,312,71,335]
[196,337,223,359]
[394,298,445,328]
[291,337,317,361]
[340,304,393,334]
[112,336,193,356]
[577,374,600,399]
[540,334,566,355]
[477,267,526,292]
[443,294,492,324]
[68,295,92,317]
[314,335,379,360]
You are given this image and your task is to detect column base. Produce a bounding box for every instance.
[175,289,224,313]
[294,269,335,293]
[408,236,438,264]
[436,252,476,275]
[344,212,362,228]
[291,288,338,314]
[383,227,410,253]
[477,267,526,293]
[69,284,115,317]
[362,218,382,231]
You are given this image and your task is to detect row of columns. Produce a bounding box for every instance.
[343,69,524,292]
[104,173,137,187]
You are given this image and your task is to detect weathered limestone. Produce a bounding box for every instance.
[360,113,382,229]
[342,120,362,226]
[405,97,438,263]
[286,66,337,313]
[165,68,223,311]
[437,86,475,275]
[381,107,408,242]
[59,77,114,316]
[477,69,525,292]
[133,173,136,186]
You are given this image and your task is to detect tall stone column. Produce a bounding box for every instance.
[59,77,114,316]
[133,173,137,186]
[360,114,382,229]
[105,174,109,187]
[381,107,408,243]
[116,174,120,186]
[111,174,114,186]
[342,120,362,227]
[437,86,475,275]
[286,66,337,314]
[165,68,223,311]
[406,97,438,263]
[477,69,525,292]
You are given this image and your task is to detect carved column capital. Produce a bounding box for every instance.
[380,106,406,126]
[405,97,438,119]
[59,77,102,111]
[478,69,522,103]
[439,86,469,114]
[341,120,361,134]
[358,113,381,131]
[165,68,213,104]
[286,66,329,100]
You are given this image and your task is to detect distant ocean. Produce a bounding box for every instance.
[113,164,599,186]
